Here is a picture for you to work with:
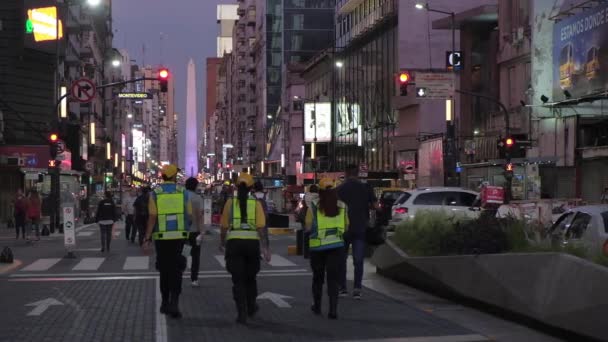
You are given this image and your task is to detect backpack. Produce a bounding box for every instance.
[0,247,14,263]
[134,193,149,218]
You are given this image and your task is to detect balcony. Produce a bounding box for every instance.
[237,8,245,17]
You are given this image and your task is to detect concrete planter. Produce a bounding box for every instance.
[372,240,608,341]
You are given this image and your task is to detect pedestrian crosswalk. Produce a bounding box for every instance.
[16,254,303,273]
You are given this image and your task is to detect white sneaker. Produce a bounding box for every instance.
[191,280,199,287]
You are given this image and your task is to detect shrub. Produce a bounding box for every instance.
[393,211,460,256]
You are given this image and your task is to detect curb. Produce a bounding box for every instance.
[0,259,22,274]
[268,228,294,235]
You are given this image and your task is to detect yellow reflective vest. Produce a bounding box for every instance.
[152,183,188,240]
[227,198,259,240]
[309,201,346,251]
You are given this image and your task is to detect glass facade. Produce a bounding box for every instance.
[284,1,335,64]
[333,0,398,172]
[266,0,283,122]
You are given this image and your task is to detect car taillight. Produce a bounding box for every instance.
[603,240,608,257]
[394,207,408,214]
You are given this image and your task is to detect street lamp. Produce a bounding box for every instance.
[111,59,121,68]
[335,60,344,68]
[127,113,133,119]
[87,0,102,6]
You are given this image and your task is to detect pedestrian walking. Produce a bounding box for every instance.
[253,181,270,252]
[143,165,188,319]
[337,165,377,300]
[220,173,270,324]
[26,189,42,241]
[95,191,118,253]
[134,187,151,246]
[14,189,27,240]
[122,188,137,243]
[185,177,204,287]
[305,178,348,319]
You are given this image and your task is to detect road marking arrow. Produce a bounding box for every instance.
[25,298,64,316]
[257,292,293,308]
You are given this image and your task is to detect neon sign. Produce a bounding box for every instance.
[26,7,63,42]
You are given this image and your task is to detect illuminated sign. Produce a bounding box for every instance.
[26,7,63,42]
[117,92,153,99]
[304,102,332,143]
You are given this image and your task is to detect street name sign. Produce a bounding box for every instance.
[415,72,454,99]
[70,78,96,103]
[117,92,153,100]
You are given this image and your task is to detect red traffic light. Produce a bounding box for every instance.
[49,133,59,142]
[159,69,169,79]
[505,138,514,147]
[398,72,410,84]
[505,163,514,172]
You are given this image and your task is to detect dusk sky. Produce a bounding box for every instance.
[113,0,233,164]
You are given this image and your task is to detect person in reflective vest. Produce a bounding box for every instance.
[305,178,349,320]
[220,173,270,324]
[143,164,188,319]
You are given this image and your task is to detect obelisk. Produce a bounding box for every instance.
[184,58,199,177]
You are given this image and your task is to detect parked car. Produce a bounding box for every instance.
[548,205,608,256]
[375,188,407,227]
[389,187,479,229]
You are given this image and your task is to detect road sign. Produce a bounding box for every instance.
[403,174,416,181]
[117,92,153,99]
[446,51,463,70]
[414,72,454,99]
[85,161,93,171]
[70,78,96,103]
[63,206,75,248]
[358,163,368,178]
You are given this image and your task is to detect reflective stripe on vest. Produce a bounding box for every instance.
[152,186,188,240]
[227,199,259,240]
[309,204,345,250]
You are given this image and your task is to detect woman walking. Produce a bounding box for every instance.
[220,173,270,324]
[26,190,42,241]
[304,178,349,319]
[96,191,118,252]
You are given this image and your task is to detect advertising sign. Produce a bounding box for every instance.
[417,138,444,187]
[336,100,360,139]
[23,1,64,53]
[553,2,608,100]
[304,102,331,143]
[63,206,75,248]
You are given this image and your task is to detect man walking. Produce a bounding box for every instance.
[122,188,137,243]
[184,177,204,287]
[337,165,377,300]
[134,187,150,246]
[143,165,188,319]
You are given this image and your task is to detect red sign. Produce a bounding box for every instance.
[481,185,504,207]
[0,145,50,168]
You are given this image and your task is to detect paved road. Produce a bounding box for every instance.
[0,223,563,342]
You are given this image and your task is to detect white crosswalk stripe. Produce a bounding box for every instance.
[268,254,297,267]
[72,257,105,271]
[77,231,94,237]
[214,255,226,268]
[123,256,149,270]
[21,258,61,272]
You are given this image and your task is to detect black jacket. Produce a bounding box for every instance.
[96,199,118,222]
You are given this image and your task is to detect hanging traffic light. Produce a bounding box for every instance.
[505,137,515,148]
[505,163,514,172]
[398,71,410,96]
[49,132,60,159]
[158,68,169,93]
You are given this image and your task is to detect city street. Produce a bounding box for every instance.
[0,223,562,342]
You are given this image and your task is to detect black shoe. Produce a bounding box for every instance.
[338,289,348,297]
[160,301,169,315]
[311,304,321,315]
[168,297,182,319]
[248,303,259,317]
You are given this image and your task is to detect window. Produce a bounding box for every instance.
[381,191,403,201]
[566,213,591,239]
[396,192,412,205]
[292,14,304,29]
[551,212,574,234]
[413,192,445,205]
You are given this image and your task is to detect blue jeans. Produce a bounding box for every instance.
[339,238,366,290]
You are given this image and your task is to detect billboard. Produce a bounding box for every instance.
[304,102,331,143]
[553,2,608,100]
[23,1,64,53]
[336,100,360,143]
[417,137,444,187]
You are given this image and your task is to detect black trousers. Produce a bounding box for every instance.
[15,214,25,238]
[135,216,147,246]
[125,215,135,241]
[99,224,113,251]
[225,239,261,316]
[155,239,186,301]
[310,247,341,303]
[188,232,201,281]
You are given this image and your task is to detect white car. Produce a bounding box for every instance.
[548,205,608,256]
[389,187,479,228]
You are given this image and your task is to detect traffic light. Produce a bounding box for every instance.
[505,137,515,149]
[104,174,113,184]
[158,68,169,93]
[226,163,232,170]
[49,132,59,159]
[505,163,514,172]
[398,71,410,96]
